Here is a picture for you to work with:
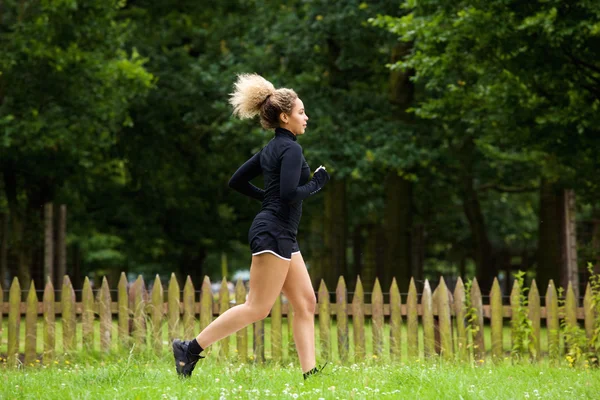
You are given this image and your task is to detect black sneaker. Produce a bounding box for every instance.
[303,361,329,380]
[172,339,204,378]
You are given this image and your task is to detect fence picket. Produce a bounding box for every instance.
[151,275,164,354]
[336,276,349,362]
[219,279,231,359]
[407,278,418,359]
[372,279,384,358]
[168,273,181,341]
[437,277,452,360]
[565,282,577,353]
[201,276,213,331]
[454,277,468,361]
[62,276,76,353]
[43,278,55,363]
[583,283,594,341]
[352,276,365,361]
[235,279,248,361]
[7,278,20,367]
[183,276,195,339]
[118,273,129,347]
[546,280,559,359]
[253,317,265,363]
[389,278,402,361]
[271,293,282,363]
[510,279,521,350]
[528,280,541,359]
[25,280,37,364]
[490,278,503,360]
[132,276,147,349]
[422,279,434,357]
[99,277,111,352]
[82,277,95,350]
[470,278,485,360]
[287,302,296,360]
[319,280,331,360]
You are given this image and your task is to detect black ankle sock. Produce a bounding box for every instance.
[303,367,318,380]
[187,339,203,356]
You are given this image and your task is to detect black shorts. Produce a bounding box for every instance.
[248,217,299,261]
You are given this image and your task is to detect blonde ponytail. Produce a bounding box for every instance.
[229,74,276,119]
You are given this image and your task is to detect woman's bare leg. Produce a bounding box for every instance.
[281,252,317,373]
[195,253,290,348]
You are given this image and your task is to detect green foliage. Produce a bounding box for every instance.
[510,271,535,361]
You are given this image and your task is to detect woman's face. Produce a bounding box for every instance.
[280,98,308,136]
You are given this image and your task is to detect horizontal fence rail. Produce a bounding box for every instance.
[0,273,597,367]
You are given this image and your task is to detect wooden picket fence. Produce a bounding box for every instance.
[0,273,596,367]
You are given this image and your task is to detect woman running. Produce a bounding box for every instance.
[173,73,330,380]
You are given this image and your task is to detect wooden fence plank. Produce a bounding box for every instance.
[352,276,365,361]
[25,280,37,364]
[510,279,520,351]
[490,278,503,360]
[43,278,55,363]
[389,278,402,361]
[183,276,195,339]
[118,273,129,347]
[168,273,181,342]
[454,277,468,361]
[565,281,578,352]
[62,276,76,353]
[271,293,282,363]
[437,277,452,360]
[7,277,20,367]
[336,276,349,363]
[132,276,147,349]
[528,280,541,359]
[219,279,231,359]
[470,278,485,360]
[99,277,111,352]
[200,276,212,331]
[546,280,559,359]
[372,278,384,358]
[407,278,418,359]
[235,279,248,361]
[583,283,594,342]
[82,277,95,350]
[422,279,434,357]
[253,317,265,363]
[287,302,296,360]
[151,275,164,355]
[318,280,331,361]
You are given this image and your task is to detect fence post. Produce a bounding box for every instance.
[437,277,453,360]
[490,278,503,360]
[583,283,595,342]
[132,276,147,349]
[200,276,212,331]
[271,293,282,363]
[168,273,181,342]
[62,276,76,353]
[470,278,485,360]
[219,279,231,359]
[183,276,195,339]
[546,280,560,359]
[422,279,434,357]
[352,276,365,361]
[118,273,129,348]
[565,281,578,353]
[43,278,55,363]
[336,276,349,363]
[287,302,296,360]
[372,278,384,359]
[510,279,520,351]
[99,277,111,352]
[528,280,541,359]
[235,279,248,362]
[318,280,331,361]
[25,280,38,365]
[454,277,468,361]
[7,277,20,367]
[151,275,164,355]
[407,278,418,359]
[82,277,95,350]
[389,278,402,361]
[253,316,265,363]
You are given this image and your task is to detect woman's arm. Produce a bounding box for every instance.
[228,151,265,201]
[279,144,329,203]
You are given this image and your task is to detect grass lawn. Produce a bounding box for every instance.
[1,355,599,399]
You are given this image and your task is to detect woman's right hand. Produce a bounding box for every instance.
[314,165,330,186]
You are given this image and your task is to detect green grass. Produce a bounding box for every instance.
[1,354,599,399]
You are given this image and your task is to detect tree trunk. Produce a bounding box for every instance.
[351,224,363,282]
[562,189,579,297]
[56,205,67,288]
[592,210,600,275]
[411,223,425,283]
[44,203,54,284]
[323,178,347,289]
[362,224,378,299]
[0,213,8,287]
[309,214,325,288]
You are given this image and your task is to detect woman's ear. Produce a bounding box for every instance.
[280,112,288,124]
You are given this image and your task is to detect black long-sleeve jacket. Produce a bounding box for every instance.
[228,127,329,234]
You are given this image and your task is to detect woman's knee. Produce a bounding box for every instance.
[243,302,271,322]
[295,293,316,317]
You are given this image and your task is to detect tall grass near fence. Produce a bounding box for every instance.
[0,272,599,367]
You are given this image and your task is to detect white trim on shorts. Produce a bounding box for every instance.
[291,251,301,255]
[252,250,291,261]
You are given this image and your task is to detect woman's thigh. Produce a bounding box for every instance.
[281,252,316,309]
[246,252,291,308]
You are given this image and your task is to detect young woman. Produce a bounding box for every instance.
[173,74,330,380]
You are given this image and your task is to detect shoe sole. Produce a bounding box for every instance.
[172,339,187,376]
